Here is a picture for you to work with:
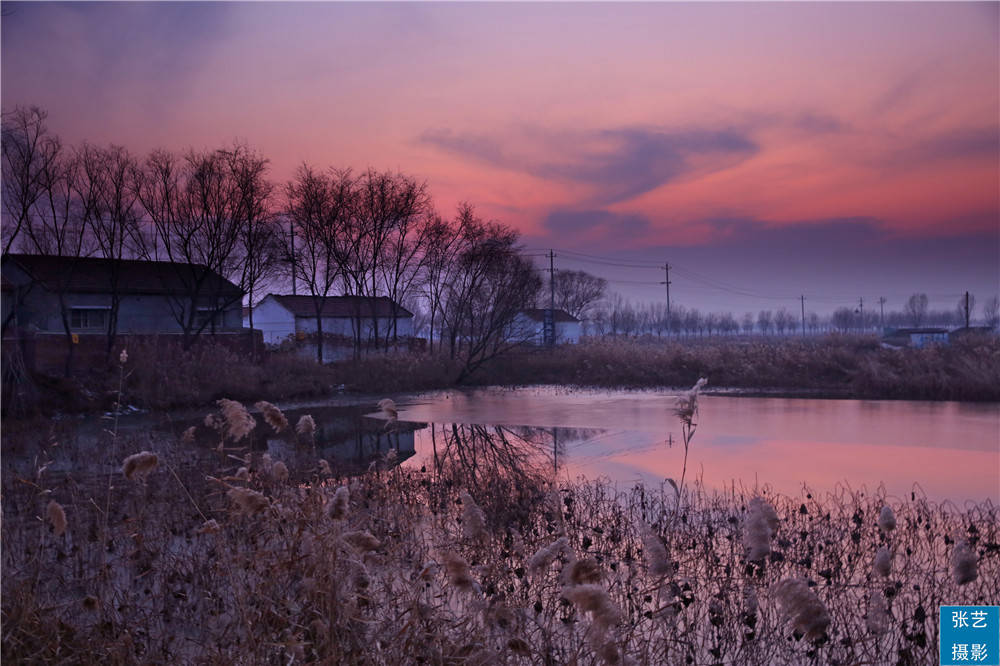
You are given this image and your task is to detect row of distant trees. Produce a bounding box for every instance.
[1,106,540,377]
[551,291,1000,339]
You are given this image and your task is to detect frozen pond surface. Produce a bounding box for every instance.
[384,387,1000,502]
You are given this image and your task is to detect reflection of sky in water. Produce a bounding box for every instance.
[395,388,1000,503]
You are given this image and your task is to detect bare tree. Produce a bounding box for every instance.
[2,106,62,255]
[421,208,465,354]
[757,310,773,335]
[135,147,249,348]
[904,293,929,327]
[74,143,145,357]
[741,312,755,335]
[982,296,999,330]
[19,147,92,376]
[437,211,541,381]
[548,269,607,321]
[956,293,976,328]
[283,165,354,363]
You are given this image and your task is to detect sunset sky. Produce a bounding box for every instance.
[3,2,997,315]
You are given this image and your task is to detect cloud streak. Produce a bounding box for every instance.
[421,125,758,205]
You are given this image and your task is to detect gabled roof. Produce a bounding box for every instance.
[267,294,413,319]
[519,308,579,323]
[2,253,243,297]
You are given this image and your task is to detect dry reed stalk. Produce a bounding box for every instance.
[743,496,778,561]
[528,536,569,578]
[328,486,350,520]
[878,505,896,532]
[122,451,159,481]
[772,578,831,641]
[217,399,256,442]
[227,487,269,515]
[951,537,978,585]
[254,401,289,433]
[873,546,891,578]
[46,500,67,536]
[564,584,621,636]
[459,490,487,540]
[674,377,708,426]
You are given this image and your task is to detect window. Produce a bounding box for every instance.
[70,308,107,330]
[194,308,220,329]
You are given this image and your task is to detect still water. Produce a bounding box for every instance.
[384,387,1000,503]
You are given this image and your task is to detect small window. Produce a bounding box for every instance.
[70,308,107,330]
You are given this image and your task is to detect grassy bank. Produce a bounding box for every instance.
[2,398,997,664]
[4,333,997,419]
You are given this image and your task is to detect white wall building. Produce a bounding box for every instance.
[245,294,414,346]
[510,308,581,345]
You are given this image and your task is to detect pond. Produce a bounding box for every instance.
[383,387,1000,503]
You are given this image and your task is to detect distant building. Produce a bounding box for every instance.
[510,308,581,345]
[245,294,414,346]
[882,327,950,348]
[1,253,244,335]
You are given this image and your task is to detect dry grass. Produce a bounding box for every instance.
[3,407,997,665]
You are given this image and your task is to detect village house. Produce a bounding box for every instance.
[246,294,414,347]
[1,253,244,335]
[510,308,582,345]
[881,327,950,348]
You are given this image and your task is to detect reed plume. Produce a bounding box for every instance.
[441,551,478,593]
[181,426,196,443]
[564,584,621,635]
[743,496,778,561]
[674,377,708,426]
[565,557,603,585]
[296,414,316,441]
[254,401,288,433]
[217,399,256,442]
[318,459,332,476]
[951,537,978,585]
[343,530,381,552]
[46,500,67,537]
[197,519,222,534]
[227,487,269,515]
[641,524,672,577]
[528,536,569,577]
[271,461,289,483]
[866,589,889,634]
[878,505,896,532]
[772,578,830,640]
[122,451,159,481]
[459,490,487,540]
[873,546,891,578]
[328,486,349,520]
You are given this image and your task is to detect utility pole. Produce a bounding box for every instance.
[545,249,556,346]
[800,295,806,337]
[878,297,886,332]
[661,263,671,335]
[858,296,864,332]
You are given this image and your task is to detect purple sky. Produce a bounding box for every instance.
[3,2,997,315]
